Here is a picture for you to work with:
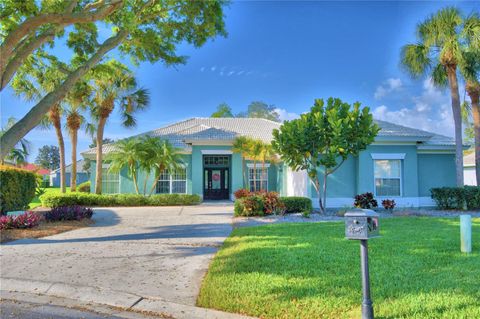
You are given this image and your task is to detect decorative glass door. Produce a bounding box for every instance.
[204,168,229,200]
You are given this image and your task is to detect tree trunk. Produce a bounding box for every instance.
[0,0,122,82]
[253,161,257,192]
[242,157,248,190]
[150,173,161,195]
[312,177,324,214]
[70,128,78,192]
[261,161,266,191]
[53,120,66,193]
[143,172,149,195]
[0,30,127,160]
[132,166,140,194]
[446,65,464,186]
[95,117,107,194]
[467,82,480,185]
[322,172,328,214]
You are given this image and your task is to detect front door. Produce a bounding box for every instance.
[204,168,229,200]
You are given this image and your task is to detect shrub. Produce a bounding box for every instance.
[280,197,312,214]
[0,165,37,215]
[262,192,285,214]
[40,192,202,208]
[234,189,251,199]
[0,211,41,230]
[382,199,396,212]
[354,192,378,209]
[236,195,265,217]
[430,186,480,210]
[78,181,91,193]
[45,206,93,222]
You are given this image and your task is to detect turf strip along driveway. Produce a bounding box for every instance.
[0,205,254,319]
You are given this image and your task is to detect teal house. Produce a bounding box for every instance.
[81,117,457,207]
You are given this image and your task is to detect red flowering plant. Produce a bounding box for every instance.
[234,189,251,199]
[0,211,41,230]
[262,191,285,215]
[381,199,396,212]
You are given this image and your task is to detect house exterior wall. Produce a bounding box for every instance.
[86,143,456,207]
[418,153,456,195]
[300,145,454,208]
[51,172,89,187]
[464,166,477,186]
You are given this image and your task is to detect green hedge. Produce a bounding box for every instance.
[40,192,201,208]
[280,196,312,214]
[0,165,37,214]
[430,186,480,210]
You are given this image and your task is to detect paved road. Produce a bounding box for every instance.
[1,299,125,319]
[0,205,233,306]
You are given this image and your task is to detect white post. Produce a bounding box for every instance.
[460,215,472,253]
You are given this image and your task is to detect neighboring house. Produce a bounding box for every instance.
[81,117,459,207]
[50,160,89,187]
[464,152,476,186]
[21,163,50,185]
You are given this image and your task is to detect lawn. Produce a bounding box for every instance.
[198,218,480,319]
[29,187,70,209]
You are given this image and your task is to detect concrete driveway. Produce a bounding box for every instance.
[0,205,234,312]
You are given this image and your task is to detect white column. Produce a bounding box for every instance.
[460,215,472,253]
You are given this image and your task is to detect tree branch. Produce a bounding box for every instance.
[1,30,56,91]
[0,0,122,80]
[0,30,128,159]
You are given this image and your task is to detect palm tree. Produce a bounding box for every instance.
[249,140,264,192]
[10,60,67,192]
[232,136,253,189]
[147,138,183,195]
[107,138,143,194]
[460,52,480,184]
[137,135,160,195]
[258,142,278,191]
[65,81,93,192]
[45,104,67,193]
[91,60,150,194]
[0,117,30,165]
[401,7,475,186]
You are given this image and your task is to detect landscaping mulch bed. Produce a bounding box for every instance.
[1,210,93,243]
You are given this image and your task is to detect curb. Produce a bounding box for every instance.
[1,277,256,319]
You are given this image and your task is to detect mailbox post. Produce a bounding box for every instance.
[345,209,380,319]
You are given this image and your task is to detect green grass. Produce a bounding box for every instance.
[29,187,70,209]
[198,218,480,319]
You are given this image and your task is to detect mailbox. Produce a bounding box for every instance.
[345,209,380,240]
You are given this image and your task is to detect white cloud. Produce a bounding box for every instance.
[200,66,205,72]
[211,66,216,72]
[372,78,454,137]
[374,78,403,100]
[275,108,300,122]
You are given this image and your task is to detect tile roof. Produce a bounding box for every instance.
[20,163,50,175]
[81,117,456,156]
[51,159,88,174]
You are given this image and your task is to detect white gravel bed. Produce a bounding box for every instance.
[233,209,480,228]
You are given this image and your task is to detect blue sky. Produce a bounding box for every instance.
[1,0,478,162]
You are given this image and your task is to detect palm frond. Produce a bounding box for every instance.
[400,43,432,78]
[431,63,448,87]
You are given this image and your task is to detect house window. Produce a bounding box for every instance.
[374,159,401,196]
[156,167,187,194]
[102,168,119,194]
[248,167,268,191]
